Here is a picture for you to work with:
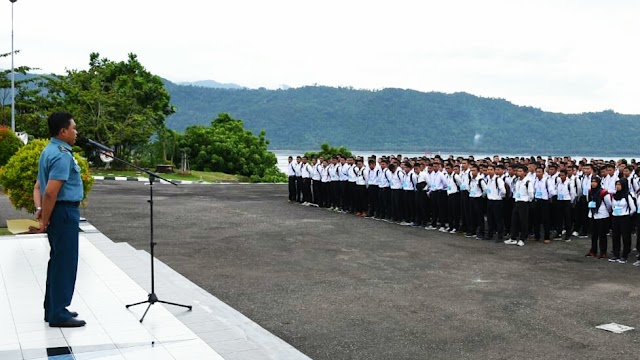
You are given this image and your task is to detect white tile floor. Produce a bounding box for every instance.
[0,234,224,360]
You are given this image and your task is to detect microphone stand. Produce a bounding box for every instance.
[83,139,192,322]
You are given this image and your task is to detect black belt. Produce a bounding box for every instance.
[56,200,80,207]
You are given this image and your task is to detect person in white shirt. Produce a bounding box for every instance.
[344,157,357,213]
[533,167,556,244]
[417,162,432,228]
[609,180,636,263]
[294,156,303,203]
[499,165,515,238]
[401,162,416,226]
[466,165,486,239]
[576,164,593,237]
[377,159,392,221]
[413,163,428,227]
[585,176,612,259]
[388,162,404,223]
[460,159,472,233]
[320,159,331,208]
[555,169,576,241]
[311,156,322,206]
[445,163,462,233]
[354,159,367,217]
[300,156,313,205]
[337,156,349,212]
[485,164,506,241]
[602,165,617,195]
[505,165,534,247]
[429,163,449,231]
[286,156,296,202]
[365,159,380,218]
[329,157,341,210]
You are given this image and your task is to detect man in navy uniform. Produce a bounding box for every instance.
[32,112,86,328]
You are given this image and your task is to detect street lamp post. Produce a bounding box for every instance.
[10,0,17,132]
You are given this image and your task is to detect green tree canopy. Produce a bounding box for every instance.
[46,52,175,161]
[179,113,285,182]
[0,126,23,166]
[305,142,353,160]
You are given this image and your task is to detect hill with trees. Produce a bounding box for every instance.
[163,81,640,156]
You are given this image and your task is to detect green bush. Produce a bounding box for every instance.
[0,139,95,213]
[0,126,24,166]
[249,165,288,183]
[304,142,353,160]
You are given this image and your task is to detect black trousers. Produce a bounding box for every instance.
[296,176,303,202]
[469,197,485,236]
[338,181,347,209]
[404,190,415,223]
[431,191,447,228]
[319,182,330,207]
[391,189,403,222]
[355,185,367,213]
[288,176,296,201]
[576,197,588,235]
[590,217,608,255]
[511,201,530,241]
[367,185,379,216]
[504,198,514,236]
[486,200,504,239]
[556,201,573,239]
[312,179,321,205]
[448,192,461,230]
[611,215,632,259]
[533,199,551,240]
[302,178,312,203]
[331,181,341,208]
[460,190,470,230]
[415,190,427,226]
[378,187,391,219]
[550,196,561,233]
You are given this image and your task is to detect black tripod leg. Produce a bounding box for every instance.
[157,300,193,310]
[139,303,153,323]
[126,300,149,309]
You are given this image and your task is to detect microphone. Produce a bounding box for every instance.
[78,135,114,153]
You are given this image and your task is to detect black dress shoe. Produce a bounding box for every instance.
[45,311,78,322]
[49,318,86,328]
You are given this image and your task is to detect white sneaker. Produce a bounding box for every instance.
[504,239,518,245]
[517,240,525,247]
[633,260,640,267]
[425,226,436,230]
[400,221,411,226]
[562,230,566,235]
[449,229,457,234]
[572,231,579,237]
[438,227,447,232]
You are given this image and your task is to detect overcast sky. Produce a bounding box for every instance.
[1,0,639,114]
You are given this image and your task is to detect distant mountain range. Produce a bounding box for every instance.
[162,79,640,156]
[177,80,245,89]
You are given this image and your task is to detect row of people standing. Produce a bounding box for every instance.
[287,154,640,262]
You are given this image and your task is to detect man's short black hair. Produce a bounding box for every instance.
[48,112,73,137]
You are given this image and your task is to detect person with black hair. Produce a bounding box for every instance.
[445,163,462,233]
[555,169,576,241]
[354,159,367,217]
[576,164,594,238]
[533,167,555,244]
[467,165,486,239]
[365,159,379,218]
[505,165,534,247]
[319,158,331,208]
[300,156,313,205]
[294,156,303,203]
[609,180,636,263]
[401,162,416,226]
[31,112,86,328]
[485,164,506,241]
[377,159,391,220]
[388,162,404,224]
[286,156,296,202]
[585,176,612,259]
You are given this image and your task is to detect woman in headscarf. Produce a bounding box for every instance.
[585,176,612,259]
[609,180,637,263]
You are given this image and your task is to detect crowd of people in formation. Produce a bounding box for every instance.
[286,153,640,263]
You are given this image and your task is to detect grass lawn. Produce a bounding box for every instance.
[91,169,248,183]
[0,228,12,236]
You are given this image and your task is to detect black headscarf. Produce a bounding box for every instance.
[613,179,629,201]
[588,176,604,215]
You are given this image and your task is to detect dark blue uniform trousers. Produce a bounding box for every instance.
[44,204,80,323]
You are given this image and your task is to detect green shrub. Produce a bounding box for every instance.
[0,139,95,213]
[249,165,288,183]
[0,126,24,166]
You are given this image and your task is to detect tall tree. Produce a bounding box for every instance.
[46,53,175,160]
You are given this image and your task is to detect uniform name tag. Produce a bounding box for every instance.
[583,187,588,196]
[431,183,436,190]
[558,193,564,200]
[447,185,452,191]
[536,191,543,198]
[516,193,521,199]
[588,201,596,209]
[486,188,492,195]
[460,184,467,191]
[613,207,623,216]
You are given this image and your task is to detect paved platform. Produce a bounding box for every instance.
[0,225,310,360]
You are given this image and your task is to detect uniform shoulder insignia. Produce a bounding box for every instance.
[58,145,69,153]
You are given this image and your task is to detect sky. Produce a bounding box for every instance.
[1,0,639,114]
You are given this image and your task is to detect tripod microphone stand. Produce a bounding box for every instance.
[82,137,192,322]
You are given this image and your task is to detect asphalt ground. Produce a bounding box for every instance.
[4,182,640,359]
